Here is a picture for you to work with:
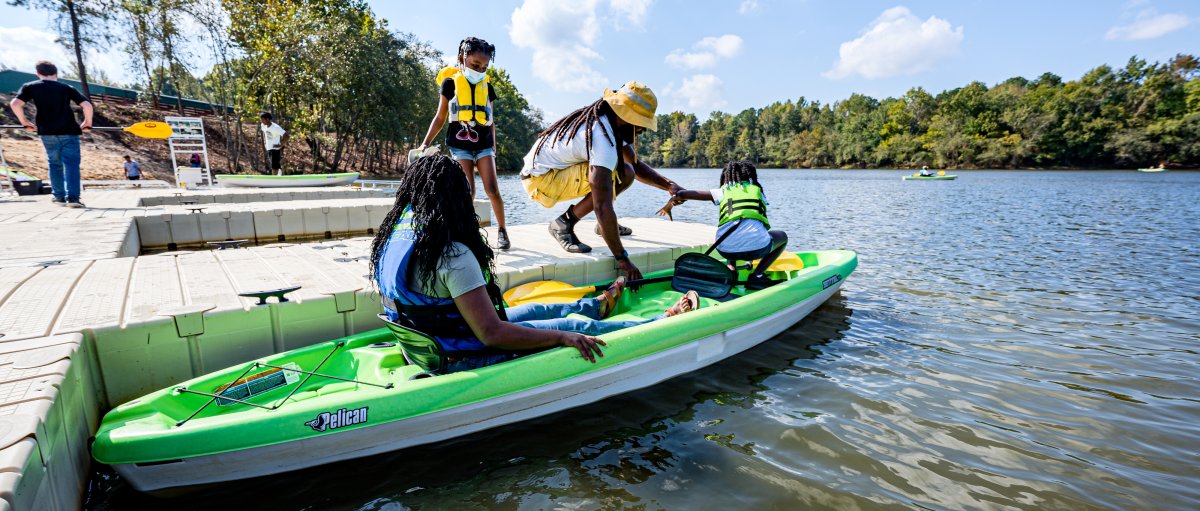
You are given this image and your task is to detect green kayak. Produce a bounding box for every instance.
[902,174,957,180]
[215,172,359,187]
[93,249,857,492]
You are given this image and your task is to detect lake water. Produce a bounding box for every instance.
[87,169,1199,510]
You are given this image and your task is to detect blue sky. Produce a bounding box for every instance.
[1,1,1196,121]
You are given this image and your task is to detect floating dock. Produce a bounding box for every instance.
[0,187,714,510]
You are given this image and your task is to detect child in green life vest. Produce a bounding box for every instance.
[417,37,510,250]
[657,160,788,289]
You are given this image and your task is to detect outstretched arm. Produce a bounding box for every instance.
[656,189,714,221]
[622,145,683,196]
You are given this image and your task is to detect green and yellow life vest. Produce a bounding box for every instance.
[437,66,490,126]
[717,182,769,229]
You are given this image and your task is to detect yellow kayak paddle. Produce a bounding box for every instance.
[503,251,806,307]
[1,121,173,139]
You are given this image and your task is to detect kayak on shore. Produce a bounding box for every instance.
[92,249,857,493]
[215,172,359,187]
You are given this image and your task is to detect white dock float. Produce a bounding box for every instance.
[0,187,716,510]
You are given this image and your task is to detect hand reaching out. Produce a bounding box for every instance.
[656,197,676,221]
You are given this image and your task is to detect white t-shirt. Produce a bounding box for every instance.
[710,187,772,254]
[521,116,620,177]
[261,123,286,150]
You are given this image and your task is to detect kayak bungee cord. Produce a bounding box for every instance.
[173,341,393,428]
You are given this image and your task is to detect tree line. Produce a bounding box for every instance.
[8,0,543,174]
[638,54,1200,169]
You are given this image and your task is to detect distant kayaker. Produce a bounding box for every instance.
[123,155,141,187]
[919,165,935,176]
[519,82,684,282]
[657,160,788,289]
[370,155,700,373]
[9,60,93,208]
[418,37,510,250]
[259,112,287,175]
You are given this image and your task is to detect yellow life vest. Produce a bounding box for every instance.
[437,66,490,126]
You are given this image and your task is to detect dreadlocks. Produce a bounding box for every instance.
[369,155,494,294]
[457,37,496,63]
[720,160,761,187]
[533,99,620,164]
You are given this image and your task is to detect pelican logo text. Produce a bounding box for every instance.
[304,407,369,432]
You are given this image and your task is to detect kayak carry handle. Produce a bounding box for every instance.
[239,285,301,305]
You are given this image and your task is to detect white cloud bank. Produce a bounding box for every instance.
[665,35,744,70]
[823,6,963,80]
[1106,10,1191,41]
[509,0,653,93]
[664,74,726,110]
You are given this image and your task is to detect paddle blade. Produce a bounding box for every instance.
[503,280,590,307]
[937,170,945,176]
[124,122,173,139]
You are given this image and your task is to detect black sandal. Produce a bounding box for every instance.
[594,223,633,236]
[549,217,591,253]
[496,229,511,250]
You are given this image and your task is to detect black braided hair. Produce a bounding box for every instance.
[369,155,494,294]
[534,99,635,176]
[457,37,495,63]
[719,160,761,187]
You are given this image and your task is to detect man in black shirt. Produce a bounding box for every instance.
[9,61,93,207]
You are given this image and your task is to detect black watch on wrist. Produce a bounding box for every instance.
[615,249,629,262]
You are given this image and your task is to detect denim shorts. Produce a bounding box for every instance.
[449,146,494,162]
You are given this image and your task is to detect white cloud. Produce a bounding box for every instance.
[665,34,744,70]
[1106,10,1191,41]
[0,26,128,84]
[610,0,653,27]
[739,0,761,15]
[510,0,653,92]
[665,74,726,110]
[823,7,963,80]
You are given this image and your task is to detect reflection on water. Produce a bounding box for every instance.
[87,170,1200,510]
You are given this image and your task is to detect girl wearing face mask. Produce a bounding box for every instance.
[419,37,510,250]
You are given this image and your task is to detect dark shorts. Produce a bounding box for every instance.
[267,149,282,170]
[126,175,140,181]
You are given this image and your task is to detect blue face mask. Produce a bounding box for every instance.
[463,67,486,84]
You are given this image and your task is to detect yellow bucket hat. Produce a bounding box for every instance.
[603,81,658,131]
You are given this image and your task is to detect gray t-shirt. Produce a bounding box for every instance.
[415,242,487,299]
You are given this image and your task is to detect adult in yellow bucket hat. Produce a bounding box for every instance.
[518,82,684,282]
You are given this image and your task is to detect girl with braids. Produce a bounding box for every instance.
[370,155,701,374]
[656,160,789,289]
[419,37,510,250]
[519,81,684,283]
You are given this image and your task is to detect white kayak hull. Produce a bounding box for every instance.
[216,173,359,188]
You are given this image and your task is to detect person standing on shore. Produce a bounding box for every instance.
[418,37,510,250]
[519,81,683,282]
[8,61,93,208]
[260,112,287,175]
[123,155,141,187]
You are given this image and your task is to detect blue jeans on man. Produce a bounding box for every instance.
[40,135,81,201]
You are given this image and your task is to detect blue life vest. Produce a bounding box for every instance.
[376,209,507,354]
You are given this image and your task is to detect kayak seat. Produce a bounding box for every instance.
[672,252,736,299]
[377,314,445,374]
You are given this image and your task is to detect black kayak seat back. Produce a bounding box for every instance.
[377,314,445,374]
[671,252,736,299]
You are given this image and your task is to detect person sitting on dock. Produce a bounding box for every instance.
[518,82,684,282]
[370,155,700,373]
[657,160,787,289]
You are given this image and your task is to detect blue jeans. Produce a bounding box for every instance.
[444,296,661,373]
[449,146,494,162]
[40,135,81,201]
